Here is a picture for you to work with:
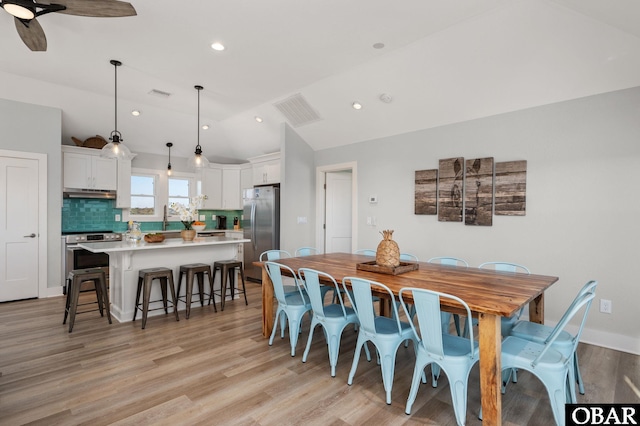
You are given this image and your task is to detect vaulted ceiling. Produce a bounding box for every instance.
[1,0,639,163]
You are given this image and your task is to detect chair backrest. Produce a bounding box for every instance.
[478,261,530,274]
[543,280,598,345]
[264,261,304,304]
[260,250,292,261]
[428,257,469,267]
[399,288,476,359]
[354,249,376,256]
[295,247,318,257]
[400,253,419,262]
[532,290,596,368]
[342,277,403,335]
[299,268,347,320]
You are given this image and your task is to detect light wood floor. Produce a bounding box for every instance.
[1,283,638,425]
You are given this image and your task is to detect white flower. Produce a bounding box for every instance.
[170,195,207,229]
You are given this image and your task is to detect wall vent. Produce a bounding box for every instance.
[148,89,172,98]
[273,93,322,127]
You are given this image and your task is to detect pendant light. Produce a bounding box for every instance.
[101,59,132,159]
[166,142,173,176]
[187,85,209,169]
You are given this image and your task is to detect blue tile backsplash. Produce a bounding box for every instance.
[62,199,242,233]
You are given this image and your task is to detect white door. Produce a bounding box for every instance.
[325,171,352,253]
[0,156,39,301]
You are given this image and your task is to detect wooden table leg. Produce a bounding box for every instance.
[529,294,544,324]
[261,266,274,338]
[478,312,502,426]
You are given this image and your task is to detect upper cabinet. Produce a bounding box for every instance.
[222,167,242,210]
[199,163,250,210]
[249,152,280,186]
[62,146,117,190]
[200,166,223,209]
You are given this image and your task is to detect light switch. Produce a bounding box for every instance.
[297,216,307,224]
[115,214,121,221]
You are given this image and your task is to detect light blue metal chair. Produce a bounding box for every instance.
[342,276,416,404]
[354,249,376,256]
[509,280,598,397]
[400,287,479,424]
[427,257,470,336]
[264,261,312,357]
[260,250,292,261]
[499,290,595,425]
[299,268,368,377]
[399,253,419,262]
[295,247,319,256]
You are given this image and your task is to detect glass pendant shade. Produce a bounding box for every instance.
[101,59,132,160]
[188,85,209,169]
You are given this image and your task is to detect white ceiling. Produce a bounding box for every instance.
[1,0,639,163]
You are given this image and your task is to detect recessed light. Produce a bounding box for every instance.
[202,124,210,130]
[131,110,141,116]
[373,42,385,49]
[352,102,363,110]
[211,42,225,51]
[255,116,263,123]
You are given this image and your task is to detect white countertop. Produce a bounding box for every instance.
[79,236,249,253]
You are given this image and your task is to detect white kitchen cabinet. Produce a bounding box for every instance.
[200,166,223,209]
[62,146,117,190]
[249,152,280,186]
[115,156,134,208]
[240,164,252,191]
[222,168,242,210]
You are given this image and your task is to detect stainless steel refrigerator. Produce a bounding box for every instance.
[243,185,280,282]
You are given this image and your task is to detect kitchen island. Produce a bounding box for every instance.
[79,236,250,322]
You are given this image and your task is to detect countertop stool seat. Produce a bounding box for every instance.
[134,267,180,329]
[211,260,248,311]
[176,263,216,319]
[63,268,112,333]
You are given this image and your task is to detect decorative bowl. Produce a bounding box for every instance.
[192,224,206,232]
[144,233,165,243]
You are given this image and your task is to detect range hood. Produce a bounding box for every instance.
[63,188,116,199]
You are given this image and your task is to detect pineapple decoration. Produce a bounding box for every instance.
[376,230,400,267]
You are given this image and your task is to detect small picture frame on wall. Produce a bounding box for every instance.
[438,157,464,222]
[414,169,437,215]
[495,160,527,216]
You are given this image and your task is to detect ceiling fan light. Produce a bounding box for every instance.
[3,2,35,20]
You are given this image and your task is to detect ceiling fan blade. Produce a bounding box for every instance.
[14,18,47,52]
[53,0,136,17]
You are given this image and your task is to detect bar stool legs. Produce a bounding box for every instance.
[63,268,111,333]
[133,267,180,329]
[176,263,216,319]
[212,260,248,311]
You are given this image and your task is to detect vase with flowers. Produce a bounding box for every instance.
[170,194,207,241]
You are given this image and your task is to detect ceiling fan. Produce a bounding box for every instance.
[1,0,136,51]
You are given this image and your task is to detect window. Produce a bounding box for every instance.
[168,177,190,215]
[130,174,156,216]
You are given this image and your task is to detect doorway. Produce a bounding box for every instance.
[0,150,47,301]
[315,162,357,253]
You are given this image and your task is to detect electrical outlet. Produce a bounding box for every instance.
[199,215,205,221]
[366,217,372,225]
[212,215,216,220]
[600,299,612,314]
[115,214,121,221]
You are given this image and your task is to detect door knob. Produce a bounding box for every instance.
[23,233,36,238]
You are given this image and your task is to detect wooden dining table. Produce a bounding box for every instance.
[255,253,559,426]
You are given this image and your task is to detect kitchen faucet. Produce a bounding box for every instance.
[162,205,169,231]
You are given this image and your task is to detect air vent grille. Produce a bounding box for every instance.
[273,93,322,127]
[148,89,171,98]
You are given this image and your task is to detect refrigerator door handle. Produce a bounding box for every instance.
[251,201,257,251]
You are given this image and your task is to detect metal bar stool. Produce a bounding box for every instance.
[176,263,216,319]
[63,268,112,333]
[134,267,180,329]
[211,260,248,311]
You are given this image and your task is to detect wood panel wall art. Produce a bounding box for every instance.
[495,160,527,216]
[464,157,494,226]
[438,157,464,222]
[414,169,438,215]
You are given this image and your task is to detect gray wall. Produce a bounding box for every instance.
[315,87,640,354]
[281,123,316,254]
[0,98,62,290]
